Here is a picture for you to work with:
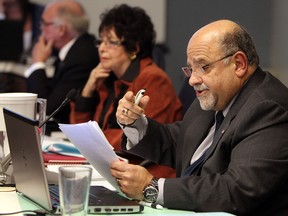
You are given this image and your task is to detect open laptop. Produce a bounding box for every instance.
[3,108,144,214]
[0,20,23,61]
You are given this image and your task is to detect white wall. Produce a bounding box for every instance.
[31,0,167,43]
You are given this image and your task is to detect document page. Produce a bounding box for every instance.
[59,121,119,190]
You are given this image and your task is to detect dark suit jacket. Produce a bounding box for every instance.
[126,67,288,215]
[27,33,99,123]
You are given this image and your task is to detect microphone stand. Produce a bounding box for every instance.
[39,89,77,129]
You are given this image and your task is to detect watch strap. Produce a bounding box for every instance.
[143,177,159,203]
[150,177,159,190]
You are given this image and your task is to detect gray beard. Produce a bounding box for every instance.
[198,93,217,110]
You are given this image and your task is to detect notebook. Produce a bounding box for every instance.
[0,20,23,61]
[3,108,144,214]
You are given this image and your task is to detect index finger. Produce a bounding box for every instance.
[124,91,135,103]
[110,160,127,172]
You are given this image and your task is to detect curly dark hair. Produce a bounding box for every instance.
[99,4,156,59]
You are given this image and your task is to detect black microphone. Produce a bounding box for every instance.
[38,88,78,128]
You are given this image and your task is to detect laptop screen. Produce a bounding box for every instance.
[3,108,53,211]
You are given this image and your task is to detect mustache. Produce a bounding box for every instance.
[194,84,209,91]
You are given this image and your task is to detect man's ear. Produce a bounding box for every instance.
[234,51,248,78]
[58,24,67,37]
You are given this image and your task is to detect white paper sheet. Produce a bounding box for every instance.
[59,121,119,190]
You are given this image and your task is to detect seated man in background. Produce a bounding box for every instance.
[70,4,182,178]
[111,19,288,215]
[25,0,99,127]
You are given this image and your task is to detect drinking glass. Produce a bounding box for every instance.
[59,166,92,216]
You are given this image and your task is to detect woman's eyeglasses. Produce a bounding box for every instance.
[96,39,122,49]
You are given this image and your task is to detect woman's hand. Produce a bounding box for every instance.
[82,63,111,97]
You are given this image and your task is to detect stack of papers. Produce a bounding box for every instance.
[42,136,103,180]
[59,121,120,190]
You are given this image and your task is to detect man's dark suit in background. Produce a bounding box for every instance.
[27,33,99,123]
[25,0,100,129]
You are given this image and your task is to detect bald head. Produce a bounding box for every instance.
[46,0,85,16]
[45,0,89,35]
[188,19,259,67]
[193,19,238,40]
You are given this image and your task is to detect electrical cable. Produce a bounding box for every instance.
[0,209,47,215]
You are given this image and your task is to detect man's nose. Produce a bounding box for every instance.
[189,72,203,87]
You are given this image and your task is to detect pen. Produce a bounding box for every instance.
[134,88,146,105]
[139,201,163,210]
[122,89,146,129]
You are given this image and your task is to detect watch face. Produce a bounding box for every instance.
[144,186,158,203]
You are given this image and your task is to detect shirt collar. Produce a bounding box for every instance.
[58,38,77,61]
[120,58,140,82]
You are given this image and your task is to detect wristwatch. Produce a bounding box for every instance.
[143,177,159,203]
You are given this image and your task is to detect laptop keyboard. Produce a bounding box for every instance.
[49,185,103,205]
[49,185,60,206]
[88,192,103,205]
[48,185,143,214]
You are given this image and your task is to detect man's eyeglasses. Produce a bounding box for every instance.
[96,39,122,49]
[40,18,55,27]
[181,52,236,77]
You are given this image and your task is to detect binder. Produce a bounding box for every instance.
[42,152,87,166]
